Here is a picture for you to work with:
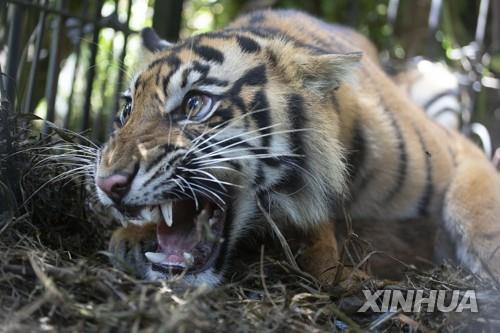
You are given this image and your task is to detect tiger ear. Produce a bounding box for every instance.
[268,40,362,94]
[141,28,172,52]
[297,52,362,93]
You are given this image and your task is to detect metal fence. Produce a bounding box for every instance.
[0,0,184,207]
[0,0,183,141]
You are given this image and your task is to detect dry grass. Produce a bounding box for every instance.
[1,133,499,333]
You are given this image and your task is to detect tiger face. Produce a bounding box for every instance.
[95,27,360,286]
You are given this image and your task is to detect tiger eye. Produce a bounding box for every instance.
[186,95,204,116]
[181,92,214,122]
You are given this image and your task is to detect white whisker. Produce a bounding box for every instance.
[176,175,200,209]
[183,108,273,158]
[196,152,302,166]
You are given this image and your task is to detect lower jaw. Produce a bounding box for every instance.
[150,238,224,276]
[145,265,223,287]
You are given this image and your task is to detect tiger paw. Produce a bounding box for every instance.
[108,223,157,277]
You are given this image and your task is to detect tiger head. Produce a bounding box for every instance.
[95,27,360,286]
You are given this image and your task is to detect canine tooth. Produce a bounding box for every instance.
[160,202,173,227]
[140,208,152,221]
[150,206,161,223]
[145,252,167,263]
[183,252,194,267]
[208,217,217,227]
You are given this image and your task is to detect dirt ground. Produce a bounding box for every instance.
[1,134,499,333]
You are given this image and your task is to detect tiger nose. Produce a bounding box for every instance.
[96,172,133,203]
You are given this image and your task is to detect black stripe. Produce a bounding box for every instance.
[230,96,247,114]
[225,27,279,39]
[181,67,192,88]
[162,57,181,95]
[383,112,408,202]
[134,76,143,91]
[431,107,461,119]
[287,93,306,157]
[222,27,330,54]
[415,127,434,216]
[346,121,366,184]
[229,64,267,95]
[249,90,271,147]
[236,35,261,54]
[272,93,307,194]
[198,77,229,87]
[205,135,276,165]
[177,61,211,90]
[200,31,232,40]
[152,179,175,192]
[272,166,303,194]
[212,136,253,150]
[363,70,408,203]
[193,45,225,64]
[154,92,163,105]
[185,132,242,171]
[225,65,267,121]
[144,144,176,173]
[423,89,459,110]
[254,164,266,186]
[249,90,281,168]
[214,107,233,123]
[147,53,181,71]
[192,61,210,77]
[145,153,184,188]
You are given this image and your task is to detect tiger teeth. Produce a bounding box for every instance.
[138,207,161,223]
[145,252,166,264]
[151,206,161,223]
[140,207,152,221]
[160,202,173,227]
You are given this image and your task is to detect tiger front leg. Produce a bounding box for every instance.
[443,158,500,280]
[295,224,368,288]
[108,223,157,278]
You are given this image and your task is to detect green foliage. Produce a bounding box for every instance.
[11,0,497,143]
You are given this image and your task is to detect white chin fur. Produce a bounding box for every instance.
[145,266,222,287]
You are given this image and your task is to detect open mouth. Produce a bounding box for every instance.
[123,198,226,275]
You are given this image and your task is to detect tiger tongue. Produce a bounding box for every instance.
[156,215,198,252]
[156,202,212,252]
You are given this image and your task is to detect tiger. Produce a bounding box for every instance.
[94,9,500,287]
[393,58,462,131]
